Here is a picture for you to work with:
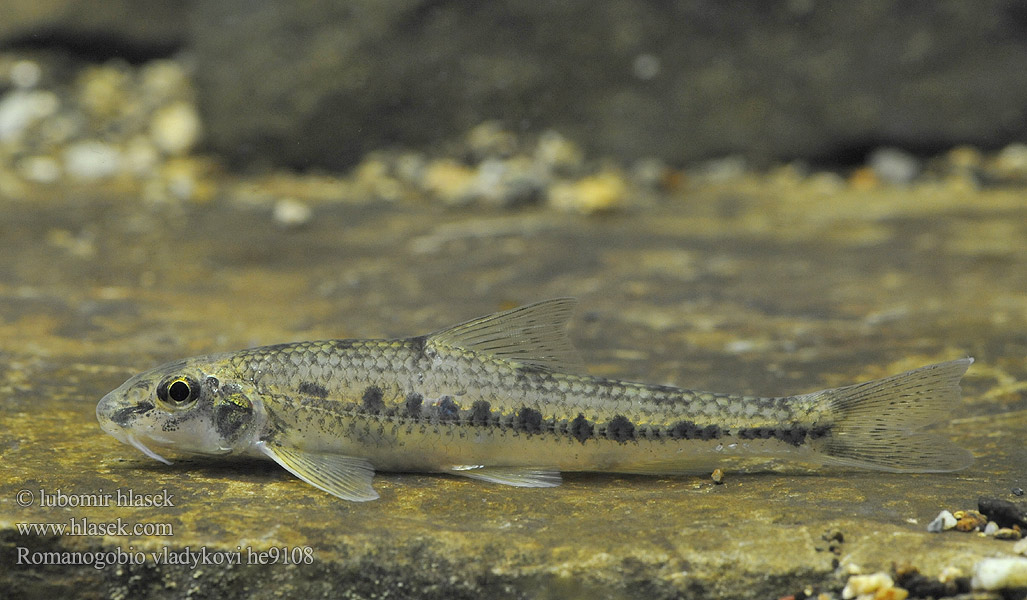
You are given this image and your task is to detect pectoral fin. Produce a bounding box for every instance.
[258,442,379,501]
[450,465,562,488]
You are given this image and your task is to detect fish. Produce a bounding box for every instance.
[96,298,974,501]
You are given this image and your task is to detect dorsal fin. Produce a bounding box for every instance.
[427,298,585,373]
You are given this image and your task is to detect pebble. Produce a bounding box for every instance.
[867,147,920,185]
[273,198,313,228]
[984,521,999,535]
[351,156,404,203]
[995,528,1023,541]
[971,557,1027,591]
[150,101,203,156]
[937,566,963,584]
[953,510,988,532]
[139,60,191,103]
[926,510,957,533]
[466,121,517,159]
[17,155,61,184]
[422,159,477,206]
[1013,537,1027,555]
[10,59,42,88]
[0,89,60,141]
[548,170,627,214]
[842,572,907,600]
[946,145,983,167]
[63,141,123,179]
[632,53,661,80]
[123,136,161,177]
[711,468,724,484]
[993,143,1027,178]
[535,130,584,173]
[631,157,670,189]
[77,64,131,121]
[472,157,544,207]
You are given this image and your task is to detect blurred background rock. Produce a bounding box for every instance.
[3,0,1025,173]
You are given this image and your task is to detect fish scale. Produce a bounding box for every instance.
[97,298,975,502]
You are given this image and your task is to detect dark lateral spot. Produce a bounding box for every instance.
[668,421,721,441]
[298,381,329,399]
[438,396,460,421]
[669,420,699,440]
[776,427,808,447]
[362,386,385,414]
[771,425,834,447]
[110,402,154,426]
[569,413,593,444]
[738,427,777,441]
[404,393,423,417]
[606,415,636,443]
[517,407,544,434]
[470,400,492,426]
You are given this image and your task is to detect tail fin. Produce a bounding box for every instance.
[802,358,974,473]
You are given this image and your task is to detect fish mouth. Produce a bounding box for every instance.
[97,391,174,465]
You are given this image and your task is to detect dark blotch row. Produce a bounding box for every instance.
[517,407,544,434]
[298,381,329,399]
[437,397,460,421]
[736,424,832,447]
[404,392,423,417]
[470,400,492,426]
[668,421,722,441]
[605,415,636,443]
[569,413,594,443]
[362,386,386,414]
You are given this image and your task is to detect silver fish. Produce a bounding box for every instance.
[96,299,974,501]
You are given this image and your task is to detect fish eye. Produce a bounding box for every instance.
[157,376,199,408]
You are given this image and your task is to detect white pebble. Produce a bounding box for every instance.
[11,60,42,88]
[984,521,1000,535]
[1013,537,1027,556]
[868,147,920,185]
[926,510,957,532]
[632,53,661,80]
[63,141,123,179]
[150,101,203,156]
[842,572,893,599]
[972,557,1027,591]
[273,198,312,228]
[995,142,1027,175]
[0,89,59,141]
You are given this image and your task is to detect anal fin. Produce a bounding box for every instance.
[450,465,562,488]
[258,441,380,501]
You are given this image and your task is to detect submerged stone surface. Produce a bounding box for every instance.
[1,177,1026,599]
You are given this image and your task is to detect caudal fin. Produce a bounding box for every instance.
[802,359,974,473]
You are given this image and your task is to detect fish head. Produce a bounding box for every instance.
[97,358,260,464]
